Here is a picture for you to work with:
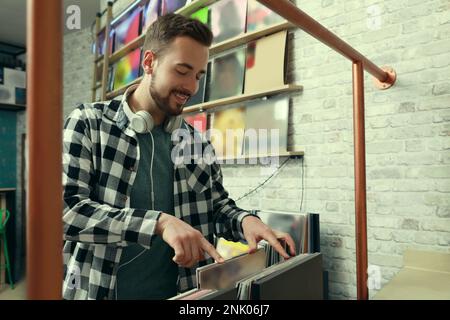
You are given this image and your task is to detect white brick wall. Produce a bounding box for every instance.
[63,0,450,299]
[63,26,95,118]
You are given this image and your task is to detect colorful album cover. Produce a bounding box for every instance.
[160,0,188,15]
[142,0,161,33]
[113,47,142,90]
[206,46,246,101]
[210,0,247,44]
[210,106,246,158]
[184,112,207,132]
[243,96,289,155]
[95,28,115,56]
[246,0,284,32]
[190,6,209,25]
[113,5,142,52]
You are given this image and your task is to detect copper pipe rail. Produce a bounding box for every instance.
[352,61,369,299]
[26,0,63,299]
[257,0,397,300]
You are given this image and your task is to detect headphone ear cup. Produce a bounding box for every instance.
[164,115,183,133]
[131,110,154,133]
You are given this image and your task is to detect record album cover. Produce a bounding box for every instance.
[210,106,246,158]
[246,0,284,32]
[210,0,247,44]
[114,5,142,52]
[206,47,246,101]
[244,30,287,94]
[113,47,142,90]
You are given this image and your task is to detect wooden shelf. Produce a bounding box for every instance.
[183,84,303,114]
[105,76,143,100]
[106,83,302,110]
[217,150,304,163]
[100,0,296,103]
[103,21,292,67]
[0,103,26,111]
[100,6,292,69]
[109,34,145,65]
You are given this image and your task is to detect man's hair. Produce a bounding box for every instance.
[143,13,213,56]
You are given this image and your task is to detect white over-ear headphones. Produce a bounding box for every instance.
[122,87,183,134]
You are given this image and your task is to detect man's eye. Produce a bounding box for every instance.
[176,70,187,76]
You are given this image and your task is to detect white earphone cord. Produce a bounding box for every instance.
[115,132,155,300]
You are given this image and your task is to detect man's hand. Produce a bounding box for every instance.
[156,213,224,268]
[242,215,296,259]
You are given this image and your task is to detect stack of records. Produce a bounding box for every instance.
[168,287,237,300]
[256,211,320,256]
[169,249,266,300]
[196,248,266,290]
[236,253,323,300]
[258,239,289,267]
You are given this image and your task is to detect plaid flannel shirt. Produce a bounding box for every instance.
[62,97,255,300]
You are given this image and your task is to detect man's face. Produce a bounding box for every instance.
[144,36,209,116]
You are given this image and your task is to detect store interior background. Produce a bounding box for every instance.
[0,0,449,299]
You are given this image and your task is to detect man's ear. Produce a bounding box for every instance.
[142,50,156,75]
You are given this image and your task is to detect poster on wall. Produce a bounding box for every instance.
[210,106,246,158]
[243,96,289,156]
[246,0,284,32]
[244,30,287,94]
[113,48,142,90]
[206,46,246,101]
[113,5,142,52]
[210,0,247,44]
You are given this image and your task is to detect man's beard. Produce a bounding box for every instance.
[149,72,184,116]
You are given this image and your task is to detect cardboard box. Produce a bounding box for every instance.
[374,249,450,300]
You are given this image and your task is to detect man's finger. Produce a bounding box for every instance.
[275,231,297,256]
[265,233,290,259]
[172,241,185,265]
[201,238,224,263]
[246,236,258,254]
[190,241,200,265]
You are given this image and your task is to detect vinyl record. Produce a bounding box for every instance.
[246,0,284,32]
[206,46,246,101]
[210,0,247,44]
[244,96,289,156]
[210,106,246,158]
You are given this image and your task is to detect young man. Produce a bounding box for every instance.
[62,13,295,300]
